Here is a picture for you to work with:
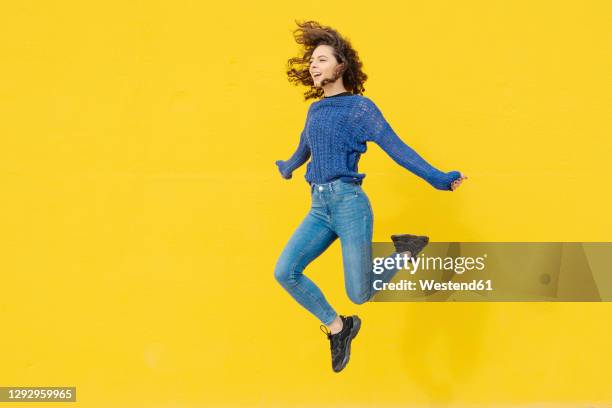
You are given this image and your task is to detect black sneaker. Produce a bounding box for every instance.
[319,315,361,373]
[390,234,429,261]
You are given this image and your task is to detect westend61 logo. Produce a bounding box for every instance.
[372,253,491,292]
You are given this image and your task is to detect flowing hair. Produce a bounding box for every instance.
[286,20,368,100]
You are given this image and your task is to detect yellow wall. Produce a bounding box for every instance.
[1,1,611,406]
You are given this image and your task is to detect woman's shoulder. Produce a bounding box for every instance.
[345,95,379,113]
[352,95,384,118]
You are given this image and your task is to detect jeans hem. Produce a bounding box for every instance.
[322,312,338,326]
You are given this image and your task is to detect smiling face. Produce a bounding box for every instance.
[309,44,344,88]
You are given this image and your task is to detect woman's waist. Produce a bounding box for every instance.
[310,177,361,194]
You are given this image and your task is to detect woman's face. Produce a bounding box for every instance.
[309,44,342,87]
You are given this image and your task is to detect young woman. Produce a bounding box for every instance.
[274,20,467,373]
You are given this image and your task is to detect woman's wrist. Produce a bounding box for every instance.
[445,170,462,190]
[275,160,292,179]
[431,170,461,190]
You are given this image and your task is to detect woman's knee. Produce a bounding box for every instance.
[274,256,300,286]
[347,288,370,305]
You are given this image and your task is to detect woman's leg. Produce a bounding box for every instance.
[274,210,339,326]
[334,188,407,303]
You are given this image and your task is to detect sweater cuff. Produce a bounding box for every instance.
[275,160,293,179]
[431,170,461,191]
[444,171,462,190]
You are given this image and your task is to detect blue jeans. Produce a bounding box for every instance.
[274,179,406,325]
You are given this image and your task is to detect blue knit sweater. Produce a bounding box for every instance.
[275,93,461,191]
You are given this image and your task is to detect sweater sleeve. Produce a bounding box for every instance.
[275,128,311,180]
[357,97,461,191]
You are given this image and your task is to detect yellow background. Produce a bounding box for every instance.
[1,0,611,406]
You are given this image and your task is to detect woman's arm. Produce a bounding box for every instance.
[357,97,461,191]
[275,128,311,180]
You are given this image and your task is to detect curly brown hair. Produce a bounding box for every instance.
[286,20,368,101]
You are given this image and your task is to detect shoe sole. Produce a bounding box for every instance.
[334,316,361,373]
[391,235,430,262]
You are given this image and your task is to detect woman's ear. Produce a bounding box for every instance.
[334,62,346,76]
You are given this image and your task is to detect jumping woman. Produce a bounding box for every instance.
[274,20,467,373]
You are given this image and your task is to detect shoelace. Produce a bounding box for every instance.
[319,324,343,353]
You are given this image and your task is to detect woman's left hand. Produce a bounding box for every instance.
[450,172,468,191]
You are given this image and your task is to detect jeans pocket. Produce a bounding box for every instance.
[335,188,359,203]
